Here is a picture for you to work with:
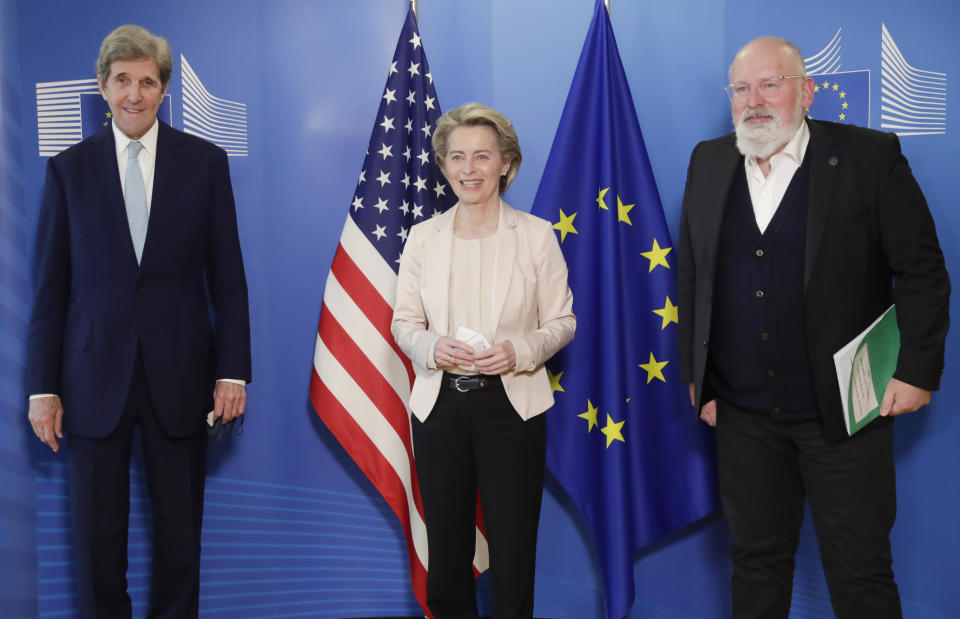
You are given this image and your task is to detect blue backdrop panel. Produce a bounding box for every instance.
[1,0,957,617]
[0,0,39,616]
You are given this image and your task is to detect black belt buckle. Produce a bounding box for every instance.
[455,376,481,392]
[446,374,488,392]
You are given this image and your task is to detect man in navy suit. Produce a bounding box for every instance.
[678,37,949,618]
[26,24,251,617]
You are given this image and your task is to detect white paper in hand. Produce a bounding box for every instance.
[851,343,879,423]
[454,325,490,371]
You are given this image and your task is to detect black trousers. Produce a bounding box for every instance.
[715,400,901,619]
[67,353,207,618]
[412,376,546,619]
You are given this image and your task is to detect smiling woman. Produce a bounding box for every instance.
[441,125,508,219]
[391,103,576,618]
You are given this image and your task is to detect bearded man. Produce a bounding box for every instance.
[677,36,949,619]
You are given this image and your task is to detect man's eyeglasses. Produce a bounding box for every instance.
[724,75,805,102]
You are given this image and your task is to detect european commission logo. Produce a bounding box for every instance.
[802,25,947,136]
[804,28,870,128]
[34,80,171,157]
[181,55,248,156]
[35,54,248,157]
[880,24,946,136]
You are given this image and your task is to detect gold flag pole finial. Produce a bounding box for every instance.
[604,0,610,14]
[410,0,418,21]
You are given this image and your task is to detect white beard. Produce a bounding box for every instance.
[734,101,803,160]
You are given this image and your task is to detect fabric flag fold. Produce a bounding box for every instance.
[531,2,718,617]
[308,10,486,616]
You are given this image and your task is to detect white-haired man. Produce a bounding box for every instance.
[27,24,251,617]
[678,36,949,618]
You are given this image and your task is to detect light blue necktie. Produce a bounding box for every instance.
[124,141,148,264]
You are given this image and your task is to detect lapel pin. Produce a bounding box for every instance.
[828,156,839,166]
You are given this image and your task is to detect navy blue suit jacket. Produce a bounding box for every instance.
[27,122,251,438]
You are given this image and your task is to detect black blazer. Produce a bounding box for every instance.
[27,122,252,438]
[677,119,949,441]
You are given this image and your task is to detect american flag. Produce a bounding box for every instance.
[309,10,485,615]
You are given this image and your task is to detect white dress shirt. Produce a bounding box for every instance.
[744,121,810,233]
[112,120,159,214]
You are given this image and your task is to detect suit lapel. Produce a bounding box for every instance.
[141,122,176,271]
[95,127,142,269]
[424,205,456,336]
[700,137,740,273]
[804,120,838,289]
[490,200,517,333]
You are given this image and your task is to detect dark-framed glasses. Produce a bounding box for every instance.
[724,75,804,102]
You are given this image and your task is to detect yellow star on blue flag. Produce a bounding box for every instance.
[600,413,626,447]
[653,296,679,329]
[553,209,579,243]
[579,399,599,431]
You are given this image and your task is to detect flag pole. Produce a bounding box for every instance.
[604,0,610,14]
[410,0,418,21]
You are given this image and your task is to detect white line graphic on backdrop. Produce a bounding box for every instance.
[35,78,99,157]
[805,27,843,74]
[181,55,248,156]
[881,24,946,136]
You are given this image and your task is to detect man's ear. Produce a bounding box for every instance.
[801,76,815,110]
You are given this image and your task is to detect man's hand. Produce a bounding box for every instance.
[699,399,718,427]
[689,383,717,426]
[212,381,247,424]
[473,341,516,375]
[880,377,932,417]
[29,396,64,452]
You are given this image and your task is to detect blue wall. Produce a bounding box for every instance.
[0,0,39,615]
[2,0,957,617]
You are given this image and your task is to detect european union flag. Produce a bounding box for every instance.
[806,70,870,127]
[80,92,173,139]
[530,2,718,617]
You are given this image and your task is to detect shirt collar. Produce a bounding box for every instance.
[779,120,810,164]
[745,120,810,174]
[112,119,159,157]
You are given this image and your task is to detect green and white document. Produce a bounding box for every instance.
[833,305,900,436]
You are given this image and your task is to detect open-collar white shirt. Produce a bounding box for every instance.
[744,121,810,234]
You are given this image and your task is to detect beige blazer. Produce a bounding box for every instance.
[392,201,576,422]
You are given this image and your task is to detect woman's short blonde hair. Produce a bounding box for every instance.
[432,102,522,195]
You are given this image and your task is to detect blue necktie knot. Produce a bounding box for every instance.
[128,140,143,160]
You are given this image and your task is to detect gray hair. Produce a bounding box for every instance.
[96,25,173,87]
[433,102,522,195]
